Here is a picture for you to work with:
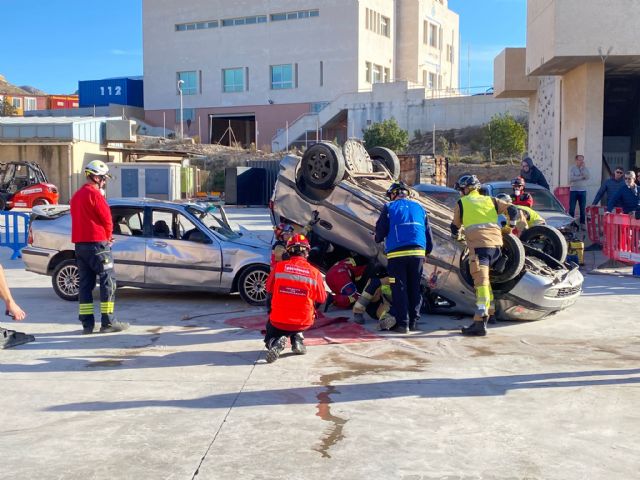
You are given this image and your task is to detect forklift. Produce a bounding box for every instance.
[0,161,59,210]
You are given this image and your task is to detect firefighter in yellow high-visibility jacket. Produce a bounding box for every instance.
[450,175,519,336]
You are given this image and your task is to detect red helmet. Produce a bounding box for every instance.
[511,176,526,188]
[274,222,294,240]
[286,233,310,252]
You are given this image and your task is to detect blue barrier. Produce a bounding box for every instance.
[0,211,30,259]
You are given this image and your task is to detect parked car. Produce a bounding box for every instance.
[482,181,578,236]
[22,199,271,305]
[0,161,59,210]
[270,141,584,321]
[412,183,459,209]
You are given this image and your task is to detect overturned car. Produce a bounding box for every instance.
[270,140,583,321]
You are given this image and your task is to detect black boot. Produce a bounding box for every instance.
[323,294,334,313]
[461,319,488,336]
[266,336,287,363]
[487,314,497,325]
[353,312,365,325]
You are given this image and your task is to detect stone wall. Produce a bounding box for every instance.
[528,76,557,186]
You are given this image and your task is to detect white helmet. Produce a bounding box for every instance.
[84,160,110,178]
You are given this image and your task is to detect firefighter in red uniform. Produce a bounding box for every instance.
[70,160,128,335]
[264,234,327,363]
[511,177,534,207]
[324,256,369,310]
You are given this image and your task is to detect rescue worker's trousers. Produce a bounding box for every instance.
[387,255,423,328]
[75,242,116,328]
[469,247,501,320]
[264,319,306,347]
[328,281,359,308]
[353,277,391,320]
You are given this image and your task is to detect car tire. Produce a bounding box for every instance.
[460,234,525,287]
[300,142,346,190]
[368,146,401,180]
[519,225,568,263]
[492,233,526,283]
[32,198,50,207]
[52,259,79,301]
[238,264,270,306]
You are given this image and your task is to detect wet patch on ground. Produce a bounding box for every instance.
[313,348,429,458]
[85,359,124,368]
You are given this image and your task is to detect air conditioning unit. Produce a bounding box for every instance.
[106,119,137,143]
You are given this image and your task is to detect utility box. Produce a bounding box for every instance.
[106,162,181,201]
[225,167,267,205]
[106,120,137,143]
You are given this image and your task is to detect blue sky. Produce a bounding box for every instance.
[0,0,525,94]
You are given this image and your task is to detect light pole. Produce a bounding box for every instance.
[177,79,184,139]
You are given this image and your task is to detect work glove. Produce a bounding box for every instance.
[501,223,516,235]
[308,210,321,226]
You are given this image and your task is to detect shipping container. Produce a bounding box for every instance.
[48,95,79,110]
[79,77,144,108]
[106,162,182,201]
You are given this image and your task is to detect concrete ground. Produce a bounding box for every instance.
[1,208,639,480]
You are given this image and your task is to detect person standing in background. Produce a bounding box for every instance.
[520,157,550,190]
[569,155,591,229]
[592,168,624,207]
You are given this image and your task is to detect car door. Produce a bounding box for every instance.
[110,206,146,284]
[145,207,223,288]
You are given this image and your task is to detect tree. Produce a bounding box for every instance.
[362,118,409,152]
[0,98,17,116]
[484,113,527,161]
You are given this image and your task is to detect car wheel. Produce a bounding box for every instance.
[492,233,526,283]
[459,234,525,287]
[52,259,79,301]
[519,225,568,263]
[238,265,270,306]
[32,198,50,207]
[301,142,346,190]
[368,146,401,180]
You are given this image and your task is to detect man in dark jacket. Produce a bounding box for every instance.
[607,171,638,213]
[375,182,433,334]
[520,157,550,190]
[593,168,625,206]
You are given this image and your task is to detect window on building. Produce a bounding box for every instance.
[24,97,37,111]
[176,20,218,31]
[177,71,198,95]
[223,68,245,92]
[373,65,383,84]
[271,64,293,89]
[428,72,437,89]
[447,44,455,63]
[222,15,267,27]
[320,61,324,86]
[429,24,439,48]
[175,108,195,122]
[365,62,372,83]
[380,16,390,37]
[11,97,21,109]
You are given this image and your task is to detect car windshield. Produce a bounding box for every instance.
[493,187,566,212]
[186,205,241,239]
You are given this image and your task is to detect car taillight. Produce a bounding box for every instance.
[268,200,274,211]
[27,225,33,245]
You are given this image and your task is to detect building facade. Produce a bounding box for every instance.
[143,0,459,150]
[494,0,640,202]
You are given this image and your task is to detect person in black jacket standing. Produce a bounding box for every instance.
[520,157,550,190]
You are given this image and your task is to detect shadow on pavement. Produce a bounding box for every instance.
[45,368,640,412]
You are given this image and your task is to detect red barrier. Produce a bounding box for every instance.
[586,205,606,244]
[602,211,640,264]
[554,186,570,212]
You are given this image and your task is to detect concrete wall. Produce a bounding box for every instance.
[527,76,560,186]
[558,62,605,201]
[494,48,538,98]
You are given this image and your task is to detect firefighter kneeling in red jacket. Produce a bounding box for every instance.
[324,255,369,311]
[264,234,327,363]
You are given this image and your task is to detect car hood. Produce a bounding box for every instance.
[538,211,575,229]
[227,230,271,249]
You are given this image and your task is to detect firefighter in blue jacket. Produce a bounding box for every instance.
[375,182,433,333]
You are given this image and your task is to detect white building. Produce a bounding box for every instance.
[143,0,460,150]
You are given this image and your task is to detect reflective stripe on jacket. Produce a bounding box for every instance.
[266,255,327,331]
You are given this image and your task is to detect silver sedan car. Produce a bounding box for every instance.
[270,141,584,321]
[22,199,271,305]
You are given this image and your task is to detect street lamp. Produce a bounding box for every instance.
[177,79,185,139]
